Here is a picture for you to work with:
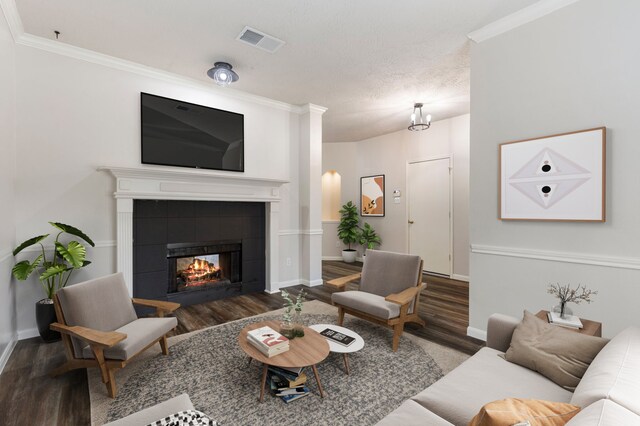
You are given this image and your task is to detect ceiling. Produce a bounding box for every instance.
[15,0,538,142]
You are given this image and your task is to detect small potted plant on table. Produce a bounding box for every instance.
[12,222,94,342]
[338,201,360,263]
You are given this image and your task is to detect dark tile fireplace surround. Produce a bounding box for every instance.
[133,200,265,309]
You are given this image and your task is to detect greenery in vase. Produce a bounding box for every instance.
[281,289,307,337]
[337,201,360,251]
[358,222,381,252]
[12,222,95,299]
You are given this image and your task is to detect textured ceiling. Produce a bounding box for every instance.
[15,0,537,142]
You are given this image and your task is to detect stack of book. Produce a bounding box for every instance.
[268,366,310,403]
[547,311,584,329]
[247,326,290,357]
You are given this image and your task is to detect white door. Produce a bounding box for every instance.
[408,158,451,275]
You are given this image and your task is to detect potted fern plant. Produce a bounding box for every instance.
[359,222,382,264]
[12,222,95,342]
[337,201,360,263]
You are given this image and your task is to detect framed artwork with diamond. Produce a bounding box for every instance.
[499,127,606,222]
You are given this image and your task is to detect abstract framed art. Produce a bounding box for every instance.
[499,127,606,222]
[361,174,385,216]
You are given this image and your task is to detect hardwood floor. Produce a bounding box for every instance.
[0,261,482,426]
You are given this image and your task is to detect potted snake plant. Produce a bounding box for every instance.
[12,222,94,342]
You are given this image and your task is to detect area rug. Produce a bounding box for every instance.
[90,300,469,425]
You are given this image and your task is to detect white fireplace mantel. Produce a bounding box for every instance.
[99,165,289,295]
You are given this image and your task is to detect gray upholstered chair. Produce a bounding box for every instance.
[50,272,179,397]
[327,250,425,351]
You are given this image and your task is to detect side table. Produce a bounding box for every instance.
[535,310,602,337]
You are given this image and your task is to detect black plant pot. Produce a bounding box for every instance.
[36,299,61,343]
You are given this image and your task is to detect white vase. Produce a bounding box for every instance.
[342,249,357,263]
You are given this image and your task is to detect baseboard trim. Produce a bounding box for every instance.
[275,279,302,289]
[467,326,487,342]
[300,279,324,287]
[18,328,39,340]
[451,274,470,282]
[322,256,343,261]
[471,244,640,270]
[0,334,18,374]
[264,288,281,294]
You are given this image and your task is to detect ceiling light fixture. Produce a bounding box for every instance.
[207,62,239,87]
[408,103,431,131]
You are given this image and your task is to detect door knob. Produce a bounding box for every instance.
[408,220,414,224]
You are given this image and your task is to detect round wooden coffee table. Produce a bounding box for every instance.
[238,320,330,402]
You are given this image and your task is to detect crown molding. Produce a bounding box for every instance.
[471,244,640,271]
[467,0,581,43]
[0,0,23,41]
[296,103,328,115]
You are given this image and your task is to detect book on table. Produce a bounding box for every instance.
[547,312,583,329]
[319,328,356,346]
[247,326,289,350]
[248,340,289,357]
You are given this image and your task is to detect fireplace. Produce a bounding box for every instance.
[167,240,241,293]
[132,200,265,308]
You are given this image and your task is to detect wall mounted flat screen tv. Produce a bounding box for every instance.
[141,93,244,172]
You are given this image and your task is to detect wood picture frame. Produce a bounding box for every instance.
[499,127,606,222]
[360,174,385,217]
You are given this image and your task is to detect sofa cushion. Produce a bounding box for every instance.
[359,250,421,297]
[571,326,640,415]
[82,317,177,360]
[375,400,453,426]
[505,311,608,390]
[57,272,138,358]
[469,398,580,426]
[332,291,400,319]
[566,399,640,426]
[104,394,194,426]
[411,347,572,426]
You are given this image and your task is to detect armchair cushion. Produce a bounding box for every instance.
[82,317,177,360]
[332,291,401,319]
[57,272,138,358]
[360,250,422,297]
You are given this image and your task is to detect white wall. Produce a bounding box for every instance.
[11,43,307,335]
[469,0,640,338]
[0,9,17,370]
[322,114,470,279]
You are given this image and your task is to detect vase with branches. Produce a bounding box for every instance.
[281,289,307,338]
[547,283,597,319]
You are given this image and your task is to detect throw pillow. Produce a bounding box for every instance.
[469,398,580,426]
[504,311,608,390]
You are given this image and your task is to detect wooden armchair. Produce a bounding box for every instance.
[327,250,425,352]
[50,272,180,398]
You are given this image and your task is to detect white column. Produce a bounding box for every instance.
[266,201,280,292]
[116,198,134,296]
[299,104,326,286]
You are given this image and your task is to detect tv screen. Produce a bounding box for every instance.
[141,93,244,172]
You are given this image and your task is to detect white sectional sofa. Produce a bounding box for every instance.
[377,314,640,425]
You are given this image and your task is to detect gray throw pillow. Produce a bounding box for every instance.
[504,310,608,391]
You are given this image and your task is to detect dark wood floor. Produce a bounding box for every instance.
[0,261,482,426]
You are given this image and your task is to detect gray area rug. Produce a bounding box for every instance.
[92,301,469,425]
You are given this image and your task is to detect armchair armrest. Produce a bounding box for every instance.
[385,286,421,306]
[325,273,361,291]
[50,322,126,348]
[486,313,521,352]
[132,298,180,317]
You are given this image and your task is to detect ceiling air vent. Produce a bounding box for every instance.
[236,26,285,53]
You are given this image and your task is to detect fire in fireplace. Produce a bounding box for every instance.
[167,240,241,295]
[176,254,224,290]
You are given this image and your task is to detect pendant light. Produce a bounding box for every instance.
[408,103,431,131]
